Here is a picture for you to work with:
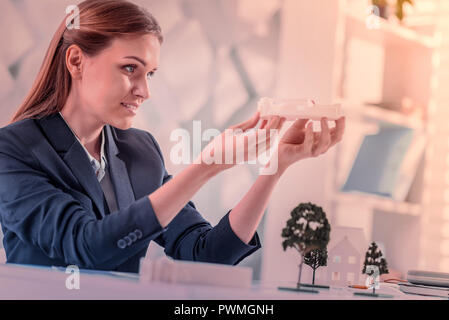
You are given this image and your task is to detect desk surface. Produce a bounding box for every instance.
[0,264,441,300]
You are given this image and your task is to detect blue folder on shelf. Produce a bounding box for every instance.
[341,123,416,198]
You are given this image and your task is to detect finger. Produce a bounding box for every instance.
[263,116,280,147]
[271,117,284,148]
[321,117,330,136]
[265,116,281,130]
[270,116,283,138]
[277,117,287,131]
[259,116,276,132]
[303,122,314,154]
[257,118,272,152]
[280,118,308,142]
[313,118,331,156]
[291,118,309,130]
[259,119,268,130]
[329,127,337,146]
[336,117,346,139]
[265,117,279,149]
[256,129,269,157]
[312,132,321,148]
[329,116,345,148]
[242,111,260,131]
[230,111,260,131]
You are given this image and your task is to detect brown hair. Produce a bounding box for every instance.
[10,0,163,123]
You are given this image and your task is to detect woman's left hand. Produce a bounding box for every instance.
[274,117,346,173]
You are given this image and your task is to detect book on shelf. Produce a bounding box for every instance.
[341,122,425,201]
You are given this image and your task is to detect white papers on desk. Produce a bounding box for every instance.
[139,257,252,289]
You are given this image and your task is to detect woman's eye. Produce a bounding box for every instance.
[124,65,135,73]
[123,64,155,79]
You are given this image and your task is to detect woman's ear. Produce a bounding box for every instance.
[65,44,84,79]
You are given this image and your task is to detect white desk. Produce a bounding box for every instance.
[0,264,440,300]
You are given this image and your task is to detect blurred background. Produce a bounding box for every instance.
[0,0,448,286]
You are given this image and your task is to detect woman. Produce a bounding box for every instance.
[0,0,345,273]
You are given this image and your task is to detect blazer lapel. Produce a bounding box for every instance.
[104,125,135,210]
[37,113,107,218]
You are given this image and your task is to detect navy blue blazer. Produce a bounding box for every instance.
[0,113,260,273]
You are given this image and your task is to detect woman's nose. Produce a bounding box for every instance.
[132,78,151,100]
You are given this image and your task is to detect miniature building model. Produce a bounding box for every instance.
[323,227,368,286]
[327,236,361,286]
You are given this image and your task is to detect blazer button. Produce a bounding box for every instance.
[134,229,143,239]
[129,232,137,242]
[124,236,132,246]
[117,239,126,249]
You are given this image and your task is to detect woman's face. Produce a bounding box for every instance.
[77,34,160,130]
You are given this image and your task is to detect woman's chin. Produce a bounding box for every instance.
[109,119,133,130]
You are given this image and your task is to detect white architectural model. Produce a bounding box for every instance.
[325,227,368,286]
[257,97,343,120]
[297,227,368,287]
[327,237,361,286]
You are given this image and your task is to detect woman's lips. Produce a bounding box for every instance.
[121,102,138,115]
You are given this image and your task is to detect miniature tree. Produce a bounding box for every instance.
[362,242,389,295]
[281,202,330,290]
[304,248,328,285]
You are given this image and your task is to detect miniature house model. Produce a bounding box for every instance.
[326,227,367,286]
[300,226,367,286]
[327,236,361,286]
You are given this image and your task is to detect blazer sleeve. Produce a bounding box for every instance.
[147,133,261,265]
[0,128,167,270]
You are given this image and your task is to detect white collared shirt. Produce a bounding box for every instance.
[59,112,118,214]
[59,112,107,182]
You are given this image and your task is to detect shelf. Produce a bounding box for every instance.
[345,9,436,49]
[331,192,422,216]
[343,102,425,130]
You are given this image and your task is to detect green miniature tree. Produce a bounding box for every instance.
[304,248,328,285]
[362,242,389,295]
[281,202,330,290]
